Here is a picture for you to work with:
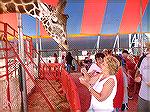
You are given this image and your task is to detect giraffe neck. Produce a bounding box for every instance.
[0,0,47,20]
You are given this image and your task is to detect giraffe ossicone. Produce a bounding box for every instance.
[0,0,68,50]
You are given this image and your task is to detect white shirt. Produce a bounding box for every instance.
[88,63,102,74]
[139,54,150,101]
[89,75,117,112]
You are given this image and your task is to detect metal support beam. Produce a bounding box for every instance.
[139,0,144,54]
[96,36,100,49]
[36,18,40,78]
[113,34,120,54]
[18,13,28,112]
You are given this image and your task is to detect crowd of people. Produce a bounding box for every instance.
[78,42,150,112]
[50,42,150,112]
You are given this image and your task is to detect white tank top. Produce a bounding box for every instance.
[89,75,117,112]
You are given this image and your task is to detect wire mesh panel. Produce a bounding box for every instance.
[0,22,36,111]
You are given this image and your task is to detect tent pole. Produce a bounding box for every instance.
[39,23,42,57]
[36,18,39,78]
[117,35,120,54]
[139,0,144,55]
[129,34,132,50]
[112,34,120,54]
[113,34,119,54]
[18,13,28,112]
[96,36,100,51]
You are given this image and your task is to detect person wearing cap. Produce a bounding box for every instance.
[135,42,150,112]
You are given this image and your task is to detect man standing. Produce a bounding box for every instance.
[65,52,73,73]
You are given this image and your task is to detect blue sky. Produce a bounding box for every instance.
[22,0,150,36]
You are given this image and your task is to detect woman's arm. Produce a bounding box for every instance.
[90,78,115,102]
[80,78,115,102]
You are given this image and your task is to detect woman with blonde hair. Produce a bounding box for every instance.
[79,56,120,112]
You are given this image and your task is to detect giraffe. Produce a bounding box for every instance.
[0,0,68,49]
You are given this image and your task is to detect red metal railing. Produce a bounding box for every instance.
[61,69,81,111]
[0,21,19,111]
[0,21,55,111]
[0,21,81,111]
[40,63,81,111]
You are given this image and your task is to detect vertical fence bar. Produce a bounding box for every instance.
[4,23,11,111]
[29,37,33,58]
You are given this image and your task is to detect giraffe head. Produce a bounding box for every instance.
[39,0,69,50]
[0,0,68,49]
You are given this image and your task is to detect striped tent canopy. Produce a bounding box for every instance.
[0,0,150,37]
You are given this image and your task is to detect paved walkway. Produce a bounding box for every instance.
[27,79,70,112]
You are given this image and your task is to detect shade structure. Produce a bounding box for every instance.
[38,0,150,38]
[0,0,150,38]
[80,0,107,34]
[40,22,49,38]
[119,0,149,33]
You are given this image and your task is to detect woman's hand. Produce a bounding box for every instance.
[79,76,90,87]
[81,67,87,75]
[79,76,87,85]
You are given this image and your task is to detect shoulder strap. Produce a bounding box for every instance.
[93,74,104,88]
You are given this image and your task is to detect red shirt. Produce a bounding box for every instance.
[125,58,136,70]
[113,67,124,108]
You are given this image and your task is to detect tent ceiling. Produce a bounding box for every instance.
[0,0,149,37]
[119,0,149,33]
